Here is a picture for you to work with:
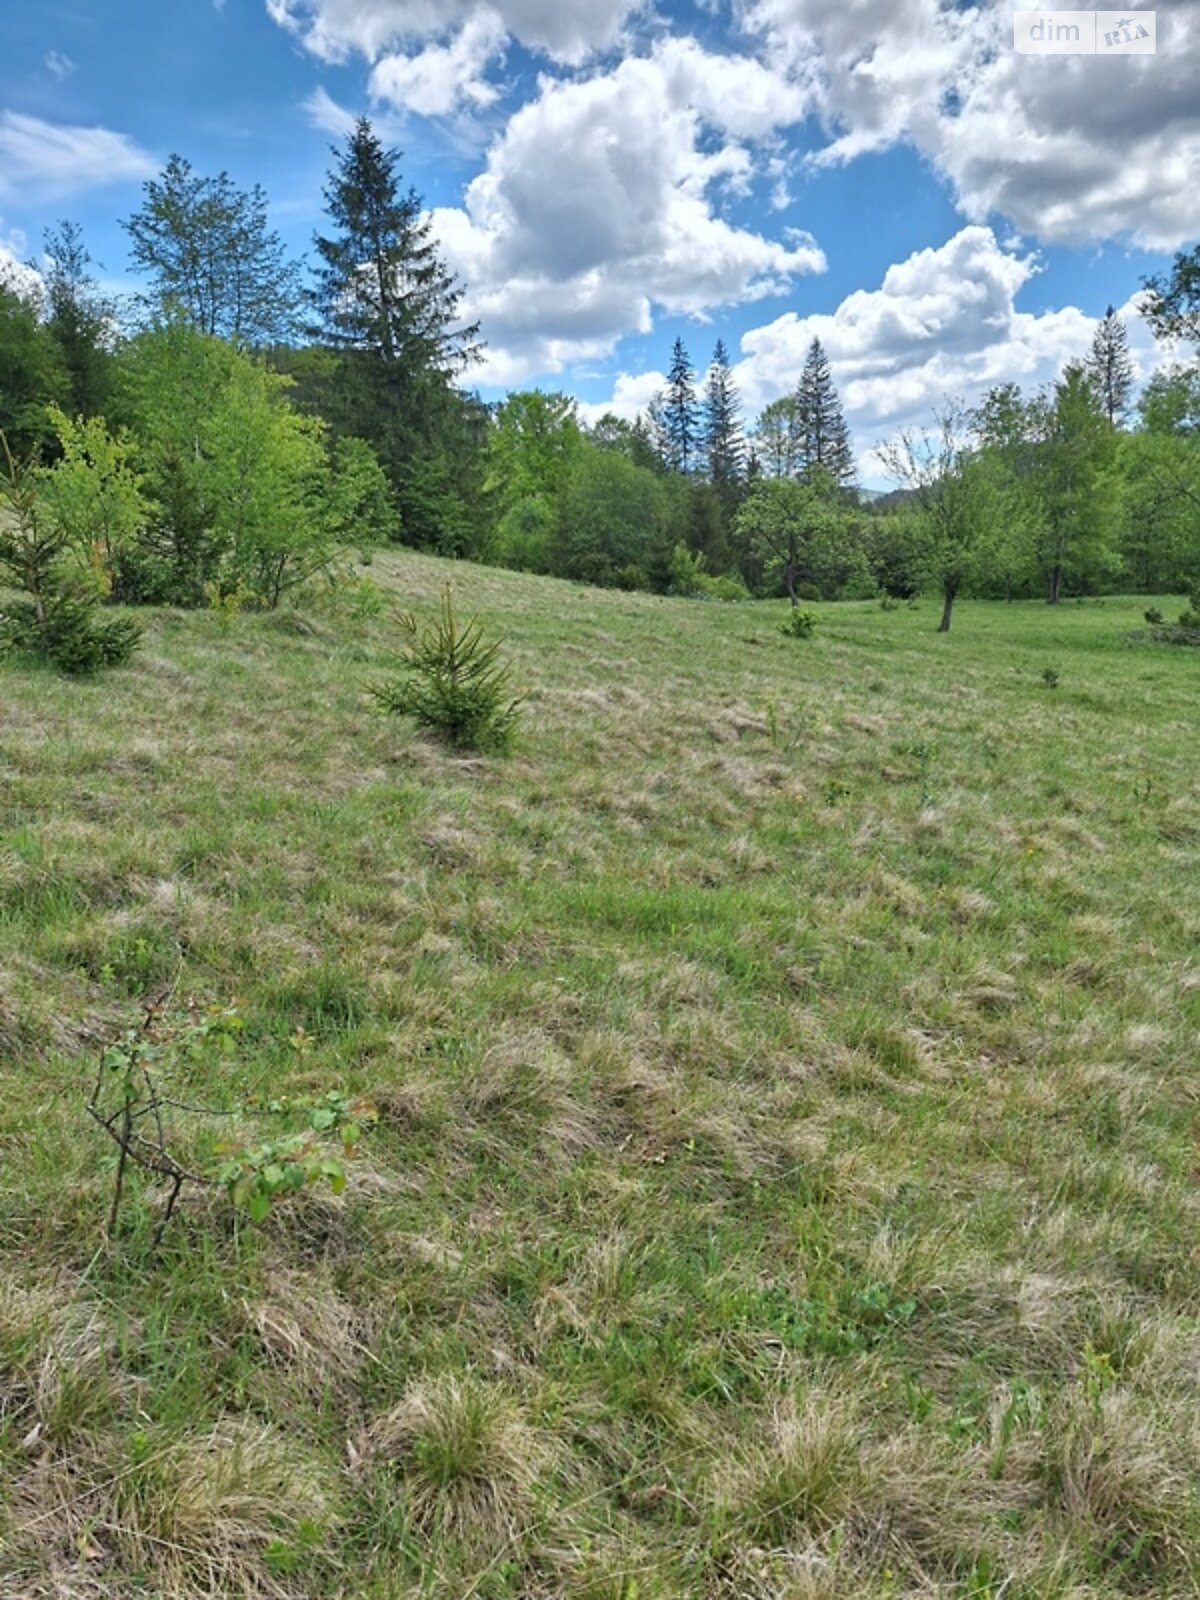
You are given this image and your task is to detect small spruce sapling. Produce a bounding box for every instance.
[371,584,522,752]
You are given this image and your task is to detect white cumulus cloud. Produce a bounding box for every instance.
[369,11,507,116]
[267,0,645,66]
[430,43,825,381]
[743,0,1200,249]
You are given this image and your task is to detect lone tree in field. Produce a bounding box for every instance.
[734,470,841,607]
[124,155,303,345]
[660,337,700,474]
[312,118,482,546]
[879,404,990,633]
[702,338,745,511]
[792,338,855,488]
[1085,304,1134,425]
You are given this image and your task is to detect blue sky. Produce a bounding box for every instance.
[1,1,1195,477]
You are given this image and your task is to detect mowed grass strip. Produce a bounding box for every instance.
[1,554,1197,1599]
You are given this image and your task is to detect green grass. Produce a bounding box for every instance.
[1,558,1198,1598]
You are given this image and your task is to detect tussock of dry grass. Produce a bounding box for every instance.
[357,1373,553,1557]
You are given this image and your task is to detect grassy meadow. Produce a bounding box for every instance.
[1,555,1198,1598]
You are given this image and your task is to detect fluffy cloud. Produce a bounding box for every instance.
[430,42,824,380]
[369,12,507,116]
[267,0,644,67]
[576,369,666,426]
[0,111,156,203]
[744,0,1200,248]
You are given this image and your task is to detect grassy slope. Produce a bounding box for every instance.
[1,555,1198,1599]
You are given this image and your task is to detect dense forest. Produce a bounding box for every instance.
[2,116,1198,671]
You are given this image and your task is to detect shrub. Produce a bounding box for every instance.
[1143,606,1163,625]
[780,607,818,638]
[1041,666,1061,689]
[668,542,749,601]
[0,431,140,675]
[370,585,522,753]
[41,409,148,581]
[4,589,141,675]
[115,322,354,609]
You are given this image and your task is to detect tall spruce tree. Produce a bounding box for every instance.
[1085,305,1134,426]
[660,337,700,473]
[312,119,482,547]
[702,338,745,509]
[792,337,854,487]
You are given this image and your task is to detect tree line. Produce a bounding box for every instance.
[1,115,1197,652]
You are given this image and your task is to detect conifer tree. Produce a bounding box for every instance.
[43,221,114,419]
[1085,305,1134,425]
[660,337,700,474]
[792,337,854,487]
[702,338,745,508]
[312,119,482,546]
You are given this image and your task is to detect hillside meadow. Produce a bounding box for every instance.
[1,555,1198,1599]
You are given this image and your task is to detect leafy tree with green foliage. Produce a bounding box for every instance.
[879,405,992,631]
[326,435,398,548]
[198,351,334,608]
[117,321,348,608]
[485,390,582,514]
[1036,364,1119,604]
[734,471,848,607]
[1118,368,1200,592]
[42,221,115,420]
[660,337,700,474]
[124,155,303,345]
[0,285,66,457]
[485,390,583,571]
[557,444,672,589]
[753,395,799,479]
[1142,244,1200,348]
[1085,305,1134,426]
[793,338,854,488]
[0,432,140,674]
[312,118,482,550]
[41,408,147,584]
[970,383,1043,599]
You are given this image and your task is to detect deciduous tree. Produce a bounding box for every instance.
[125,155,302,345]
